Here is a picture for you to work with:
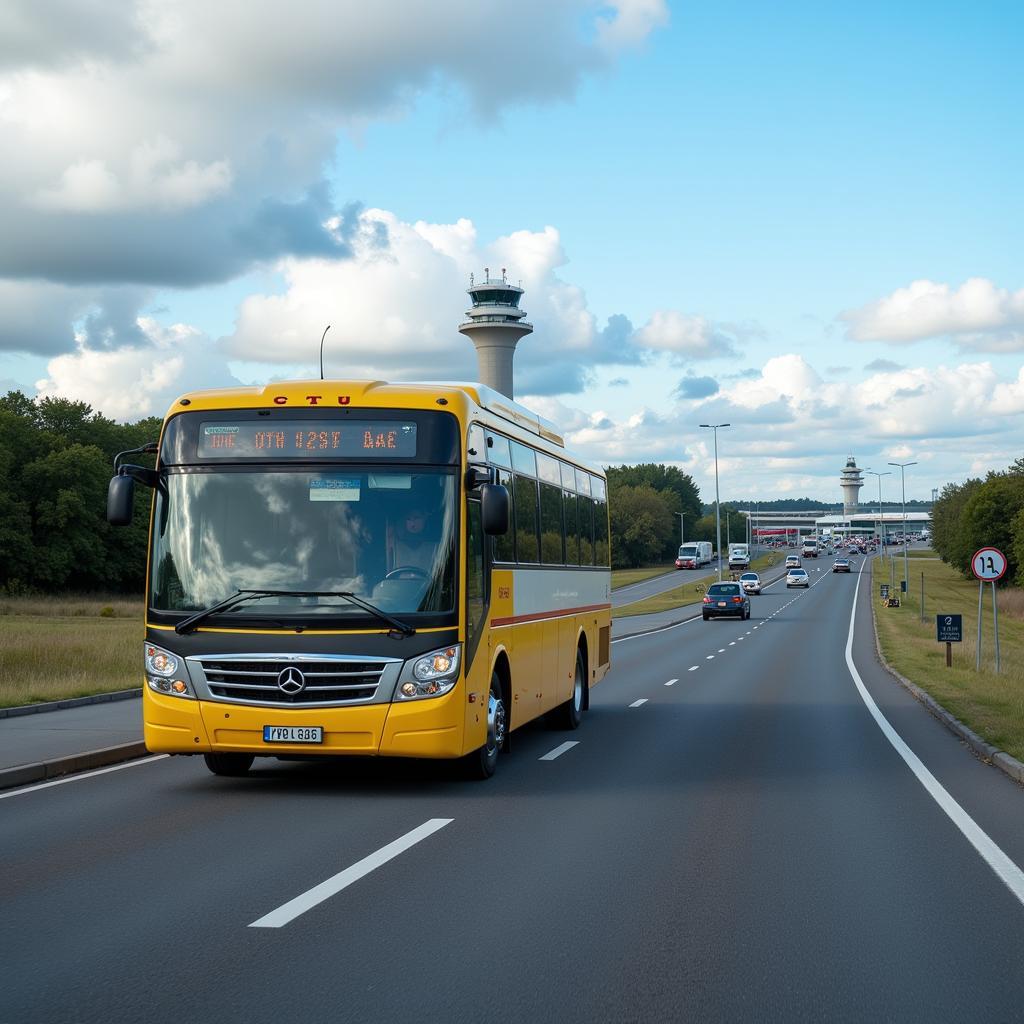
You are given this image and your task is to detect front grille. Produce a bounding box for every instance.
[196,657,391,706]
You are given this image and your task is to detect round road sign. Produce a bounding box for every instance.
[971,547,1007,581]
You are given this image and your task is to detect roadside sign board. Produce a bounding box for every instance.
[880,584,890,598]
[936,614,963,643]
[972,547,1007,581]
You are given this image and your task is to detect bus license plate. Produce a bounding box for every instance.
[263,726,323,744]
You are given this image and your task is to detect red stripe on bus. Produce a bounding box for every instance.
[491,603,611,627]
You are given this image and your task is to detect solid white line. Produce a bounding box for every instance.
[0,755,169,800]
[249,818,454,928]
[665,678,678,686]
[844,567,1024,908]
[540,741,579,761]
[629,699,648,708]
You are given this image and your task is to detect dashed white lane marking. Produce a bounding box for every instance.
[629,698,648,708]
[0,755,169,800]
[540,741,580,761]
[717,648,726,653]
[249,818,453,928]
[688,666,699,672]
[665,678,678,686]
[705,655,715,660]
[728,641,736,646]
[844,568,1024,909]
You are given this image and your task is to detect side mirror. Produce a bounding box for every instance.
[107,474,135,526]
[481,483,510,536]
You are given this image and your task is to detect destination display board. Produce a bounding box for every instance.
[197,420,417,459]
[936,614,963,643]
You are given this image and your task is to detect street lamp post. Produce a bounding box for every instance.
[866,469,891,544]
[674,511,686,546]
[699,423,730,581]
[888,461,917,597]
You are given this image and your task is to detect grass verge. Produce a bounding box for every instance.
[871,556,1024,761]
[611,566,673,590]
[615,552,782,618]
[0,595,143,707]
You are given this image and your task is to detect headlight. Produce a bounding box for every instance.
[144,643,193,699]
[145,644,178,676]
[397,645,461,700]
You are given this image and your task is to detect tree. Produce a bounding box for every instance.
[607,484,676,568]
[931,478,982,574]
[960,472,1024,585]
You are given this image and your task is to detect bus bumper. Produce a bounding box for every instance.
[143,686,465,759]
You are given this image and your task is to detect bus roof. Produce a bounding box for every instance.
[162,379,608,474]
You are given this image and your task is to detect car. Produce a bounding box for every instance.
[786,568,809,587]
[785,554,801,569]
[832,558,851,573]
[702,582,751,620]
[739,572,761,594]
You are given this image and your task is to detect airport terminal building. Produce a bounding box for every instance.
[740,456,931,545]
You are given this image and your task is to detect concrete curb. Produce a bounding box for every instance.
[868,576,1024,787]
[0,741,150,791]
[0,688,141,719]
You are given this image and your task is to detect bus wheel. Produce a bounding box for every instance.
[203,753,254,777]
[550,648,585,730]
[464,673,506,779]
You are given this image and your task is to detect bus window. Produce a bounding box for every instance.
[514,472,540,563]
[539,480,564,564]
[564,488,580,565]
[579,492,595,565]
[486,432,512,469]
[510,441,537,477]
[494,468,516,563]
[593,479,606,569]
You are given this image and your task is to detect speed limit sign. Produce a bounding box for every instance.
[972,547,1007,581]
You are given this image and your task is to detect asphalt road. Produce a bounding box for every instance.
[5,561,1024,1022]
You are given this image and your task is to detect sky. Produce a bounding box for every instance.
[1,0,1021,503]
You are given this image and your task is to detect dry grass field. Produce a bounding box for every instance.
[0,595,143,708]
[872,556,1024,761]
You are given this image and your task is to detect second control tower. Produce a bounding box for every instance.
[840,456,864,517]
[458,269,533,399]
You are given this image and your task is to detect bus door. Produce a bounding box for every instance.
[463,498,492,749]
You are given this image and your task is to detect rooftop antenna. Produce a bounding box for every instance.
[484,267,489,282]
[470,272,474,286]
[502,267,507,283]
[319,324,331,380]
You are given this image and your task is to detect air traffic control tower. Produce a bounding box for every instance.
[840,456,864,517]
[458,269,533,399]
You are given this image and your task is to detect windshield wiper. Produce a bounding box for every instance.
[174,589,416,637]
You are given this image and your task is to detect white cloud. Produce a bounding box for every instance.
[0,0,667,308]
[841,277,1024,348]
[631,310,739,360]
[35,318,237,420]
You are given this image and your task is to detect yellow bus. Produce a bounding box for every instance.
[108,379,611,779]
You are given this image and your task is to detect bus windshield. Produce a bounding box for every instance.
[149,468,457,621]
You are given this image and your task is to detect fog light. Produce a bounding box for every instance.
[171,680,187,694]
[401,682,417,697]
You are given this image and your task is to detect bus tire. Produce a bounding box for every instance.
[463,672,506,779]
[550,648,586,730]
[203,753,254,777]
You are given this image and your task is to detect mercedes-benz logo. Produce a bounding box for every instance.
[277,666,306,695]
